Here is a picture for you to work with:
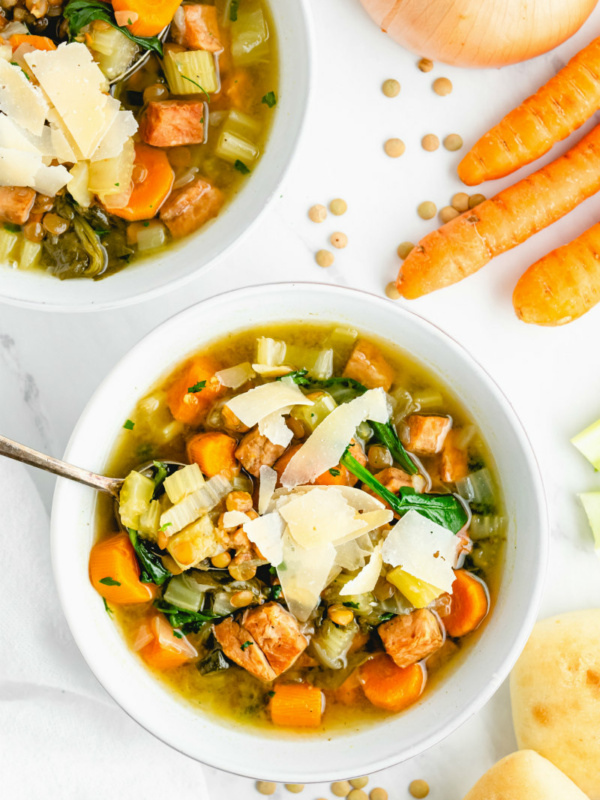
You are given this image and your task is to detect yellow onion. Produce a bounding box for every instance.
[359,0,598,67]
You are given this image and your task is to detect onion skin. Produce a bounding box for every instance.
[359,0,598,68]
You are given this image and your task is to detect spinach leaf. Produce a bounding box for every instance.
[127,528,171,585]
[197,649,230,675]
[370,420,417,475]
[64,0,163,55]
[154,600,222,634]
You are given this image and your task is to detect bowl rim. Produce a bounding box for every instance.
[0,1,316,314]
[50,282,549,781]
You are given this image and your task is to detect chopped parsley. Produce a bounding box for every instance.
[187,380,206,393]
[262,91,277,108]
[103,598,113,615]
[159,522,172,532]
[270,584,282,600]
[240,641,253,651]
[329,468,341,477]
[143,221,150,227]
[180,73,210,101]
[3,222,21,233]
[343,601,360,609]
[379,612,395,623]
[234,159,250,175]
[173,630,183,639]
[229,0,239,21]
[267,690,275,698]
[99,576,121,586]
[123,419,135,430]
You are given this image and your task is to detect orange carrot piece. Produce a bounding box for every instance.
[314,463,354,486]
[513,221,600,326]
[270,683,324,728]
[89,533,157,604]
[166,355,224,426]
[106,144,174,222]
[111,0,182,38]
[273,443,302,486]
[187,431,239,478]
[397,125,600,299]
[359,653,425,712]
[443,570,489,638]
[459,37,600,186]
[141,613,197,670]
[9,34,56,51]
[334,669,364,706]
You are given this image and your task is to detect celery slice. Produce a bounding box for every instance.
[0,228,19,262]
[308,349,334,380]
[386,567,443,608]
[413,389,444,411]
[572,419,600,470]
[164,463,205,505]
[18,239,41,270]
[139,499,162,539]
[160,473,232,534]
[256,337,286,366]
[163,50,219,96]
[578,492,600,554]
[291,391,336,434]
[119,471,155,530]
[215,129,259,164]
[87,24,139,80]
[230,6,269,65]
[163,573,205,612]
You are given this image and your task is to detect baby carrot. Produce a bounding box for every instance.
[443,570,489,638]
[397,125,600,299]
[270,683,324,728]
[459,37,600,185]
[359,654,425,712]
[513,222,600,326]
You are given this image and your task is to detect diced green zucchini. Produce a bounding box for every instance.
[163,49,219,95]
[230,6,270,66]
[119,470,155,530]
[291,391,336,434]
[0,228,19,263]
[163,573,206,611]
[19,239,41,270]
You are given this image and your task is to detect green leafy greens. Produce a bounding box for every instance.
[154,600,222,634]
[64,0,163,56]
[127,528,171,585]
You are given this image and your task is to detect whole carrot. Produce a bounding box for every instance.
[513,222,600,326]
[397,125,600,300]
[459,37,600,186]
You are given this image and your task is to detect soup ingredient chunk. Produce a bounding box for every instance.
[107,144,174,222]
[270,683,323,728]
[89,532,158,604]
[379,609,444,668]
[214,616,277,681]
[443,570,489,637]
[112,0,183,38]
[244,602,309,675]
[0,187,36,226]
[171,4,223,52]
[160,176,224,238]
[140,613,198,669]
[140,100,206,148]
[343,340,395,391]
[167,355,224,425]
[440,430,469,482]
[187,431,239,478]
[402,414,452,455]
[359,653,425,712]
[235,426,287,476]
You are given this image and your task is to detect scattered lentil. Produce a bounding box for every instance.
[433,77,453,96]
[330,198,348,216]
[350,778,369,789]
[328,604,354,626]
[409,779,430,799]
[230,590,254,608]
[316,249,334,268]
[421,133,439,152]
[397,241,414,259]
[285,785,305,794]
[418,57,434,72]
[332,781,352,797]
[211,551,231,568]
[469,193,486,208]
[382,78,401,97]
[384,138,405,158]
[348,791,368,800]
[417,201,437,220]
[443,133,463,151]
[331,231,348,249]
[451,192,470,212]
[308,204,327,223]
[439,205,460,223]
[369,790,387,800]
[256,781,277,796]
[385,282,401,301]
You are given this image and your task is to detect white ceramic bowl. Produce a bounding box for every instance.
[0,4,313,312]
[51,283,548,782]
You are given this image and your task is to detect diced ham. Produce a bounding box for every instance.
[139,99,206,148]
[172,4,223,52]
[0,186,36,225]
[343,340,395,391]
[440,430,469,483]
[160,176,224,238]
[213,616,276,682]
[402,414,452,456]
[235,426,286,477]
[379,609,444,668]
[243,602,308,675]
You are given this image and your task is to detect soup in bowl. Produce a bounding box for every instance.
[51,284,547,780]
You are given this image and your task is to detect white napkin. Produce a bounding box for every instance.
[0,460,210,800]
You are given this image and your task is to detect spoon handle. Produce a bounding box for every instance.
[0,434,122,497]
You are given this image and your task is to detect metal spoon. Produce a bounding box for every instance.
[109,25,170,87]
[0,434,181,497]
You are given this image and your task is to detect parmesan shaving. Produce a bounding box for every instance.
[281,389,390,488]
[225,377,312,428]
[381,510,460,593]
[335,539,365,571]
[0,148,39,187]
[258,465,277,515]
[0,59,48,136]
[216,362,255,389]
[278,531,336,622]
[279,488,363,549]
[258,406,294,447]
[222,510,251,528]
[91,108,138,162]
[32,162,71,196]
[252,364,294,377]
[340,543,384,595]
[243,512,285,566]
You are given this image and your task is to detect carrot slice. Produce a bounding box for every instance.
[9,34,57,51]
[270,683,324,728]
[141,613,198,670]
[112,0,182,38]
[187,431,239,478]
[167,355,224,426]
[273,443,302,486]
[334,669,364,706]
[443,569,489,638]
[89,533,157,604]
[106,144,174,222]
[314,463,354,486]
[359,653,425,712]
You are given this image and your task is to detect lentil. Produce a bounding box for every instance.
[350,777,369,789]
[451,192,470,212]
[332,781,352,797]
[211,552,231,568]
[348,791,368,800]
[469,193,486,208]
[417,201,437,220]
[23,220,43,243]
[309,204,327,223]
[330,231,348,249]
[316,249,334,268]
[409,779,430,799]
[433,77,453,96]
[284,785,304,794]
[384,138,405,158]
[397,241,414,259]
[328,604,354,626]
[421,134,439,152]
[439,205,459,223]
[228,563,256,581]
[256,781,277,796]
[329,198,347,215]
[230,590,254,608]
[382,78,400,97]
[385,282,400,300]
[368,444,393,469]
[143,83,170,104]
[443,133,463,151]
[417,57,433,72]
[42,213,69,236]
[370,790,388,800]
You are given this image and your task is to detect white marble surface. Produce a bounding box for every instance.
[3,0,600,797]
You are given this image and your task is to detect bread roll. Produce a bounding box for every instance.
[511,609,600,799]
[463,750,589,800]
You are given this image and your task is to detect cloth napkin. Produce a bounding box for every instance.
[0,460,210,800]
